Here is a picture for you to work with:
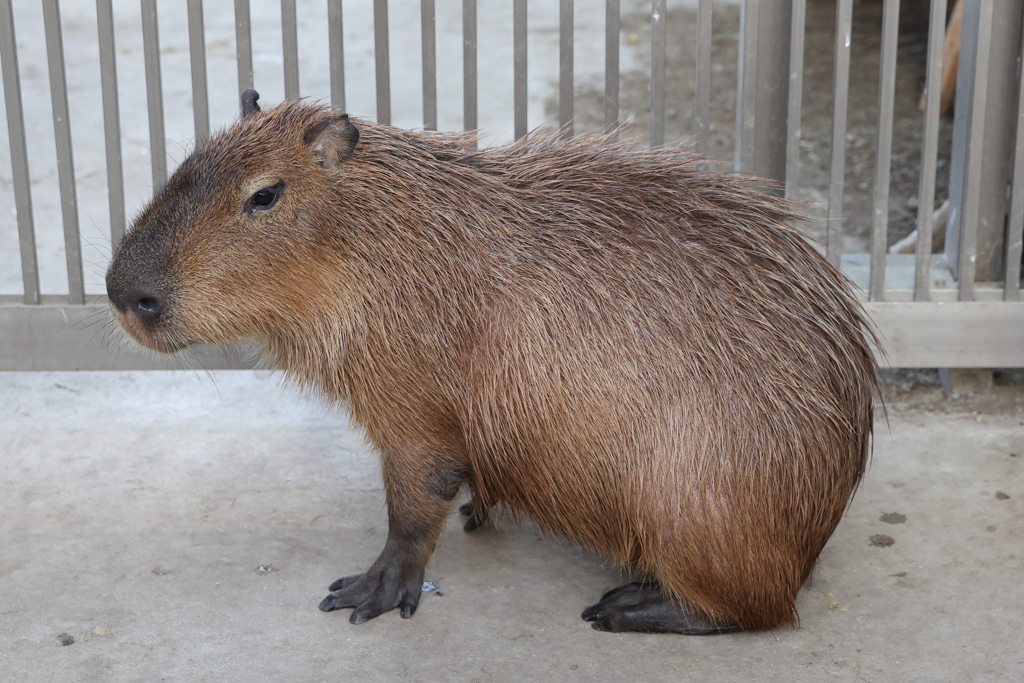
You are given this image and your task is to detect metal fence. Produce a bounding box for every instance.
[1,0,1022,370]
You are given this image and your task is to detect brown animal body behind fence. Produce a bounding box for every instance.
[106,92,877,634]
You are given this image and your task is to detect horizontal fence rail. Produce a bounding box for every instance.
[1,0,1022,371]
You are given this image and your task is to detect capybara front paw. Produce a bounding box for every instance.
[581,582,740,635]
[319,563,425,623]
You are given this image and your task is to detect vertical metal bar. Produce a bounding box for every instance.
[0,0,39,304]
[281,0,299,99]
[604,0,619,131]
[948,0,1021,284]
[514,0,527,139]
[96,0,126,249]
[1006,6,1024,301]
[141,0,166,194]
[235,0,253,92]
[694,0,711,156]
[43,0,84,304]
[187,0,209,142]
[957,0,994,302]
[868,0,900,301]
[463,0,477,140]
[826,0,853,266]
[914,0,947,301]
[990,2,1022,285]
[735,0,791,183]
[784,0,805,198]
[328,0,345,109]
[650,0,667,148]
[559,0,573,136]
[374,0,390,124]
[735,0,758,172]
[422,0,437,130]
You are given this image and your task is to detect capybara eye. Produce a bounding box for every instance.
[248,183,283,212]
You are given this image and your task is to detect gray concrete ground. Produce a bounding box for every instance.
[1,369,1022,682]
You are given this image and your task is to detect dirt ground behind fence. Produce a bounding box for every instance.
[566,0,955,254]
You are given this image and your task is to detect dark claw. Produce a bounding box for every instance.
[400,602,416,618]
[350,607,372,624]
[328,574,359,592]
[319,593,344,612]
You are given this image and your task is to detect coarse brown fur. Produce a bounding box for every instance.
[107,98,878,632]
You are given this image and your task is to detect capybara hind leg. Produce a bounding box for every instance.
[319,454,467,623]
[581,582,740,635]
[458,498,489,532]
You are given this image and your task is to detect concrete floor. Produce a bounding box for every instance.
[1,370,1022,682]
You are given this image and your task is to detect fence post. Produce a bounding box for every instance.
[374,0,390,125]
[0,0,40,304]
[946,0,1023,289]
[735,0,793,192]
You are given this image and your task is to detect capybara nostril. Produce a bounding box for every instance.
[132,293,162,322]
[107,280,163,324]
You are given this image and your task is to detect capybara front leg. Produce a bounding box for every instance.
[581,582,741,635]
[319,454,466,623]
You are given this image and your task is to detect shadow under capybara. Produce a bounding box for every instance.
[105,90,877,634]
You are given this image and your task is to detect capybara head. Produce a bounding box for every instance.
[106,91,361,353]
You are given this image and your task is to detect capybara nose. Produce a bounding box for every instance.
[107,279,164,325]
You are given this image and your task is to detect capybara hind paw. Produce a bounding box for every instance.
[319,564,424,623]
[581,582,740,635]
[458,501,488,532]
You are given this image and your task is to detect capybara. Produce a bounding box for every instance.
[106,90,877,634]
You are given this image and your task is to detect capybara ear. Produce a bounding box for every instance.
[305,115,360,171]
[240,89,261,118]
